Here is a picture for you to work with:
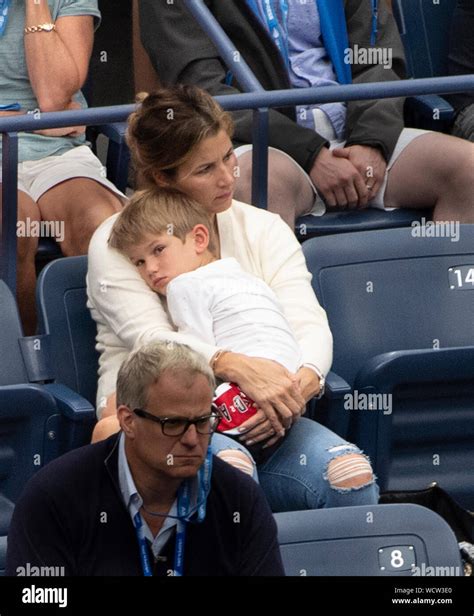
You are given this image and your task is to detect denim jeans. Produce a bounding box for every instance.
[258,417,379,512]
[213,418,379,512]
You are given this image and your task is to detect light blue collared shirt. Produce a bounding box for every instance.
[118,433,178,560]
[253,0,347,139]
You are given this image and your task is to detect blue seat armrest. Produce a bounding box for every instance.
[95,122,127,144]
[324,371,351,399]
[406,95,455,122]
[0,383,58,416]
[355,346,474,392]
[43,383,96,422]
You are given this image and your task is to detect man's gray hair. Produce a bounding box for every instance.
[116,341,216,410]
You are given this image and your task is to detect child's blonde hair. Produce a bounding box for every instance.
[109,189,217,255]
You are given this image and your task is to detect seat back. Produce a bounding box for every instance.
[36,256,99,407]
[275,504,463,576]
[0,495,14,577]
[0,282,29,385]
[303,226,474,506]
[392,0,457,78]
[0,284,63,503]
[304,227,474,385]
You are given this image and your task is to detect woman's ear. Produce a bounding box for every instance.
[152,170,172,189]
[192,224,210,254]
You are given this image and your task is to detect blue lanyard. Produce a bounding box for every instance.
[371,0,379,46]
[0,0,11,37]
[134,511,154,577]
[261,0,290,69]
[133,447,213,577]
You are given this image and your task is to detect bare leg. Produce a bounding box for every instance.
[235,149,314,228]
[1,188,42,335]
[385,133,474,222]
[37,178,124,256]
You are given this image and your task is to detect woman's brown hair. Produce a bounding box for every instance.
[127,84,234,189]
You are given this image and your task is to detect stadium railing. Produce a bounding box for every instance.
[2,73,474,295]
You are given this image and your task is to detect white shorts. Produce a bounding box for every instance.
[235,122,430,216]
[0,145,125,203]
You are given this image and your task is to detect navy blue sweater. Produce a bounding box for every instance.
[6,434,284,576]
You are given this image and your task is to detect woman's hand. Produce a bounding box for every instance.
[237,366,321,448]
[214,352,306,434]
[237,408,284,448]
[296,366,322,403]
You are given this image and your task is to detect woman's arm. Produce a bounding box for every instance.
[24,1,93,112]
[258,212,333,377]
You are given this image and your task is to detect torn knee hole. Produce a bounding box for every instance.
[216,449,255,477]
[327,454,374,489]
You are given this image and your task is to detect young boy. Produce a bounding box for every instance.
[108,189,302,461]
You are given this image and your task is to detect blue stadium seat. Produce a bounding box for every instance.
[36,255,99,408]
[393,0,457,131]
[296,208,426,239]
[275,504,463,576]
[0,280,95,506]
[303,226,474,508]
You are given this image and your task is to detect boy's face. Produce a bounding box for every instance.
[125,232,202,295]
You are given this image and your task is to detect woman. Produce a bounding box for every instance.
[87,85,379,511]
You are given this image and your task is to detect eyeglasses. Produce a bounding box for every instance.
[133,408,221,436]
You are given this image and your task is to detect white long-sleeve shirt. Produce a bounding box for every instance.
[87,200,333,413]
[167,258,302,372]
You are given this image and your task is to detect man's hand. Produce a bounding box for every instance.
[332,145,387,202]
[309,146,369,209]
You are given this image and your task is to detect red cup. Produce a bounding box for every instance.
[213,382,257,435]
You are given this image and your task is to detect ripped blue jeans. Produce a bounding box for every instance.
[211,417,379,512]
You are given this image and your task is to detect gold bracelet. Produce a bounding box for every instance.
[24,23,56,34]
[210,349,229,372]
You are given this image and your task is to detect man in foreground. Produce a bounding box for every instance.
[6,342,284,576]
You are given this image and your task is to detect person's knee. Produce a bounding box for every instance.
[234,152,253,201]
[67,192,123,255]
[434,137,474,190]
[216,449,255,477]
[235,150,303,201]
[327,453,374,490]
[91,415,120,444]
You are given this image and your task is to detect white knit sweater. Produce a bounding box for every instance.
[87,200,333,413]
